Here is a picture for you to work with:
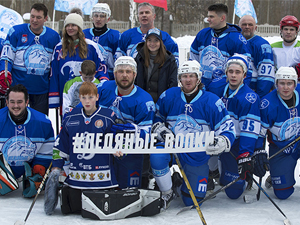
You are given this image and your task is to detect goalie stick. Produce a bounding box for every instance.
[244,135,300,204]
[14,162,53,225]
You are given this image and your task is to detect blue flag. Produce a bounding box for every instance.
[234,0,257,23]
[54,0,98,15]
[0,5,23,40]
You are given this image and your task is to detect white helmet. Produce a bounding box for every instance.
[178,60,202,81]
[90,3,111,18]
[275,67,298,86]
[178,60,202,94]
[225,54,249,74]
[114,56,137,73]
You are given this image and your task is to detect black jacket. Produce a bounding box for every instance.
[135,42,178,103]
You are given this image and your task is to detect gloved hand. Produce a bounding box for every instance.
[206,135,231,155]
[0,70,12,94]
[44,168,61,215]
[252,149,270,178]
[151,122,174,142]
[111,123,140,136]
[237,152,254,182]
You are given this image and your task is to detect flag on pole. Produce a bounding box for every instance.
[0,5,23,40]
[54,0,98,15]
[234,0,257,23]
[134,0,168,11]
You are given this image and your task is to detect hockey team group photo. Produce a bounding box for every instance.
[1,0,300,225]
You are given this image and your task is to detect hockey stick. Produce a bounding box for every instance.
[244,135,300,203]
[177,176,241,215]
[4,60,9,87]
[173,153,207,225]
[14,162,53,225]
[55,107,59,136]
[249,174,291,225]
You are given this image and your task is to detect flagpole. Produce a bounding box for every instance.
[52,9,56,30]
[232,6,235,24]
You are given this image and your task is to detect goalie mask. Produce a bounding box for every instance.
[275,66,298,88]
[90,3,111,19]
[178,60,202,94]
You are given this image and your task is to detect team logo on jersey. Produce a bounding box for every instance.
[200,45,226,80]
[239,34,247,44]
[81,173,87,180]
[24,44,50,75]
[61,61,82,78]
[146,101,155,112]
[279,117,300,140]
[260,99,269,109]
[85,118,91,124]
[128,170,140,187]
[245,93,257,104]
[21,34,27,43]
[2,136,37,167]
[215,98,226,112]
[95,119,103,128]
[89,173,96,180]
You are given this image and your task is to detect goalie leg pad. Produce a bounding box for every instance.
[61,185,82,215]
[81,188,161,220]
[0,153,19,195]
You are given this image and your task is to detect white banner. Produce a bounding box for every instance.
[0,5,23,40]
[72,132,215,154]
[234,0,257,23]
[54,0,98,15]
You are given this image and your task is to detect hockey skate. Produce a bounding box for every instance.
[161,189,176,209]
[265,175,272,189]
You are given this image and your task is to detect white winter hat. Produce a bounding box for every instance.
[64,13,83,30]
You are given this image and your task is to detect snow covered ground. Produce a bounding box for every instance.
[2,35,300,225]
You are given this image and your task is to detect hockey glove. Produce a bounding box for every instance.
[252,149,270,178]
[44,168,60,215]
[206,135,231,155]
[151,122,174,142]
[22,162,43,198]
[111,123,141,137]
[237,152,254,182]
[0,70,12,94]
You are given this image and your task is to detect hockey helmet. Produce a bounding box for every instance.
[178,60,202,81]
[275,67,298,86]
[114,56,137,73]
[280,15,300,30]
[90,3,111,18]
[225,54,249,74]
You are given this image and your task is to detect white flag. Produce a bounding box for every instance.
[0,5,23,40]
[234,0,257,23]
[54,0,98,15]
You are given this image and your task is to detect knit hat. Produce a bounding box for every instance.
[64,13,83,30]
[145,28,162,40]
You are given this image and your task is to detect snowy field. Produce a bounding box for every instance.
[2,35,300,225]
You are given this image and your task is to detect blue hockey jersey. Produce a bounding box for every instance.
[97,80,155,131]
[155,87,236,166]
[207,77,261,155]
[257,85,300,150]
[190,24,252,86]
[52,107,119,190]
[246,35,275,98]
[115,27,179,65]
[0,24,60,94]
[49,39,108,108]
[0,107,54,179]
[83,28,120,80]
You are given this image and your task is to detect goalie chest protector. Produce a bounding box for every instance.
[81,188,162,220]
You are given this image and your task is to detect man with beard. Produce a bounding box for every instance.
[0,84,54,197]
[96,56,155,189]
[149,60,235,208]
[272,16,300,71]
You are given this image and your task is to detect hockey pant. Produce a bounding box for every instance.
[150,153,209,206]
[268,143,300,199]
[219,140,246,199]
[113,154,143,189]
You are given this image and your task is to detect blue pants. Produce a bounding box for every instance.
[150,153,209,206]
[219,142,246,199]
[268,143,300,199]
